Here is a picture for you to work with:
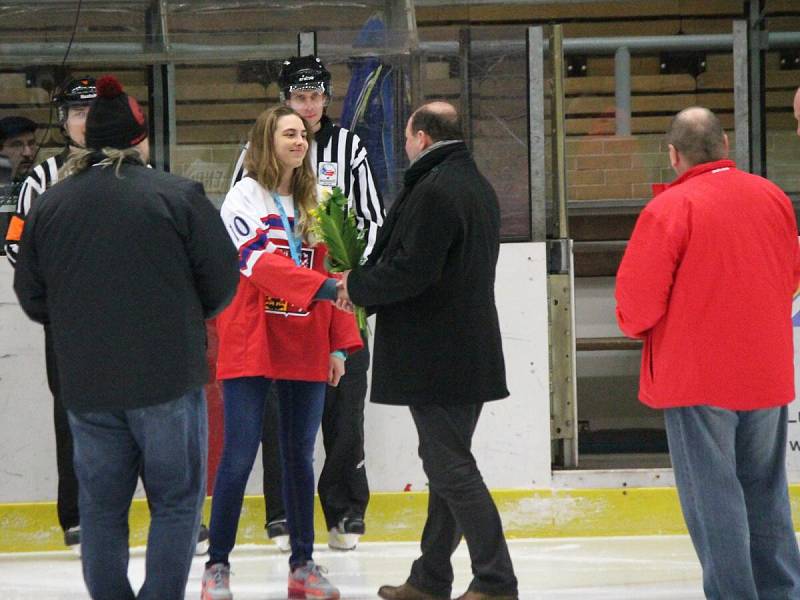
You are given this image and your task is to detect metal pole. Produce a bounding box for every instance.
[145,0,173,173]
[5,32,800,65]
[459,28,473,151]
[551,26,568,240]
[733,20,750,172]
[748,0,766,176]
[614,46,631,137]
[528,26,546,243]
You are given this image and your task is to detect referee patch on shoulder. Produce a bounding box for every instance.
[5,215,24,242]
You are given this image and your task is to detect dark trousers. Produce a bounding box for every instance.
[46,324,80,532]
[407,403,517,599]
[262,342,371,530]
[68,389,207,600]
[260,389,285,524]
[211,378,325,569]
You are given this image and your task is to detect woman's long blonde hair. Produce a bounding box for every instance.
[244,106,317,238]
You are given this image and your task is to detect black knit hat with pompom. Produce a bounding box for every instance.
[85,75,148,150]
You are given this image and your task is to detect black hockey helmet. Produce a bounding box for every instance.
[278,56,332,103]
[54,76,97,122]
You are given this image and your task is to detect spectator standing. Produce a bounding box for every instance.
[13,75,238,600]
[616,106,800,599]
[4,79,96,552]
[0,116,37,244]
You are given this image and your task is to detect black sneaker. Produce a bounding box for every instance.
[341,517,365,535]
[328,517,365,551]
[266,518,289,538]
[64,526,81,556]
[266,519,290,552]
[195,523,210,555]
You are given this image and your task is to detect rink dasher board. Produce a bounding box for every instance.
[0,243,551,502]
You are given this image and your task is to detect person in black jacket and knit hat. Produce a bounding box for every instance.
[13,75,239,600]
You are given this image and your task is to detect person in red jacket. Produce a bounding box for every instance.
[201,105,362,600]
[616,106,800,600]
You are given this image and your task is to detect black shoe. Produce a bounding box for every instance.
[266,518,290,552]
[266,518,289,539]
[341,516,365,535]
[63,526,80,546]
[328,516,365,551]
[64,526,81,556]
[195,523,210,555]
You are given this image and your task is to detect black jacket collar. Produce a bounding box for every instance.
[315,115,336,148]
[367,141,468,266]
[404,141,467,190]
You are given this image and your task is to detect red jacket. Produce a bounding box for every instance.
[615,159,800,410]
[216,179,362,382]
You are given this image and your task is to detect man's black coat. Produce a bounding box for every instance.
[13,155,239,413]
[348,142,509,406]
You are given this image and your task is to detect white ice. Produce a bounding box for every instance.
[0,535,707,599]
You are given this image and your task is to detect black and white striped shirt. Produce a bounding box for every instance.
[231,116,385,258]
[5,151,67,266]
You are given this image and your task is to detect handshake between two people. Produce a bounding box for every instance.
[334,270,354,313]
[316,269,366,333]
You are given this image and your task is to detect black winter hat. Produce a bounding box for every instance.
[0,116,37,145]
[85,75,147,150]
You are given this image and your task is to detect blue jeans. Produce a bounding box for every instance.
[208,377,326,569]
[68,389,207,600]
[665,404,800,600]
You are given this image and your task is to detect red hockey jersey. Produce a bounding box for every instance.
[216,178,362,382]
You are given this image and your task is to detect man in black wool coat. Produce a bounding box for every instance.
[339,101,518,600]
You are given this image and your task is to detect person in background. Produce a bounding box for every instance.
[0,115,37,245]
[202,105,362,600]
[5,78,95,265]
[4,79,95,553]
[338,102,518,600]
[616,106,800,599]
[13,74,238,600]
[231,54,384,552]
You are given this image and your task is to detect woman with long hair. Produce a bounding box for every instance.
[201,105,362,600]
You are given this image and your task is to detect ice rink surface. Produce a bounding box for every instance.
[0,535,708,599]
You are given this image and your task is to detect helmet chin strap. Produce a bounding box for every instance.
[63,130,86,151]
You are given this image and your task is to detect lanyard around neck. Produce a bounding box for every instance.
[272,192,302,267]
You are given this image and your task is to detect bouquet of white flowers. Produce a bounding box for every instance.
[310,186,367,332]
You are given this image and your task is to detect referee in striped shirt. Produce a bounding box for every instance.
[5,79,97,266]
[230,55,385,551]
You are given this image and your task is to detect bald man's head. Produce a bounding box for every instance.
[666,106,727,168]
[793,88,800,137]
[409,102,463,144]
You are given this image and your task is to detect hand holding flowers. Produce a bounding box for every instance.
[310,187,367,331]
